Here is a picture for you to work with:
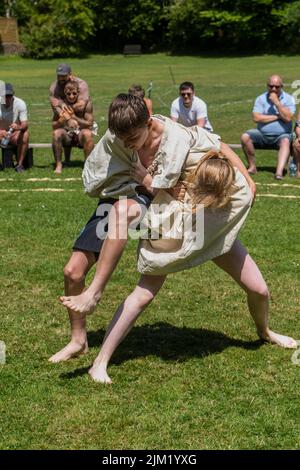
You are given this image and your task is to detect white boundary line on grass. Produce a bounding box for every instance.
[0,188,300,198]
[0,188,77,192]
[256,194,300,199]
[0,178,81,182]
[256,182,300,189]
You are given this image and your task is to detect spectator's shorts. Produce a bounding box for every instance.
[73,194,152,260]
[245,129,293,149]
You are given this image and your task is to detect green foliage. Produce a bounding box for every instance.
[89,0,167,51]
[3,0,300,56]
[280,1,300,52]
[19,0,94,59]
[166,0,291,51]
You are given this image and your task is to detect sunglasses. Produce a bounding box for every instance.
[267,84,282,89]
[66,92,78,96]
[181,92,193,97]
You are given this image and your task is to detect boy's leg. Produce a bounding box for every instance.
[61,198,147,314]
[49,249,96,362]
[213,239,296,348]
[78,129,94,159]
[52,129,70,174]
[89,274,166,383]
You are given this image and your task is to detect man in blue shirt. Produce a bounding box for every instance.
[241,75,295,179]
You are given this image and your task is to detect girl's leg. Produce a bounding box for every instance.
[89,274,166,383]
[60,199,144,315]
[213,240,296,348]
[49,250,96,363]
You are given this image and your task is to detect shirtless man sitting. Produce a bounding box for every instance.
[52,81,94,173]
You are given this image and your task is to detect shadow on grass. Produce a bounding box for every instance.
[61,322,262,379]
[256,165,276,174]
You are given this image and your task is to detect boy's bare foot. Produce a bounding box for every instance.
[49,340,88,363]
[259,330,297,349]
[89,363,112,384]
[60,291,100,315]
[54,163,63,174]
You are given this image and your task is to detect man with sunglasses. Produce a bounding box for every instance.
[241,75,295,179]
[170,81,213,131]
[52,81,94,173]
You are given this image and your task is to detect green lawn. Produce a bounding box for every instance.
[0,54,300,450]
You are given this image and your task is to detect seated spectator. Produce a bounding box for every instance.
[52,81,94,174]
[0,83,29,173]
[241,75,295,180]
[128,84,153,115]
[50,63,90,166]
[170,81,213,131]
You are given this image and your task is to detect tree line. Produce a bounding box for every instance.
[1,0,300,59]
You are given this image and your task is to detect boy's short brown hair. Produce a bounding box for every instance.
[108,93,150,136]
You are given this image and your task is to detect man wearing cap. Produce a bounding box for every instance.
[49,63,89,115]
[0,83,29,173]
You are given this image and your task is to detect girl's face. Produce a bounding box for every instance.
[118,120,151,151]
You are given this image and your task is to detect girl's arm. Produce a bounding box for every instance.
[220,142,256,202]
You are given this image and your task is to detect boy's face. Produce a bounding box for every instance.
[118,120,151,151]
[65,86,79,104]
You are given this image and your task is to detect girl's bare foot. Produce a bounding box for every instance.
[49,340,88,363]
[88,363,112,384]
[259,330,297,349]
[60,291,100,315]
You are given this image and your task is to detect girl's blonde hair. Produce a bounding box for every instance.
[186,150,238,210]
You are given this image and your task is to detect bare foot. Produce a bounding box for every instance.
[54,163,63,174]
[49,340,88,363]
[247,167,257,175]
[60,291,100,315]
[259,330,297,349]
[89,363,112,384]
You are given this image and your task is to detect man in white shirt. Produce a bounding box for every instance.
[170,81,213,131]
[0,83,29,173]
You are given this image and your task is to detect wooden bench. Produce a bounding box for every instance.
[1,143,52,170]
[123,44,141,56]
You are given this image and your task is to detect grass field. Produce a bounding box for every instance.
[0,54,300,450]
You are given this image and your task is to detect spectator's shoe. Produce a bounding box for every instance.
[274,174,283,180]
[15,164,25,173]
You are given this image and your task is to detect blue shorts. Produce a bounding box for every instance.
[73,194,152,259]
[245,129,293,149]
